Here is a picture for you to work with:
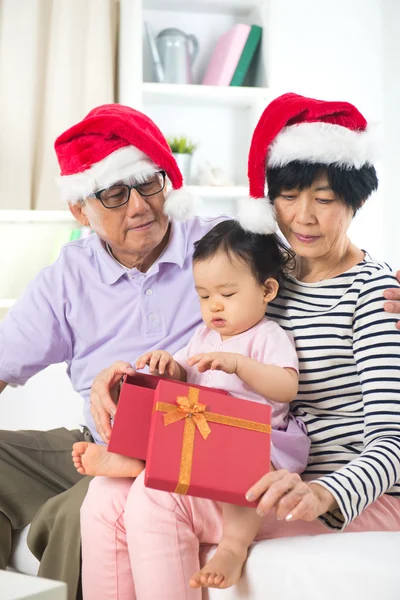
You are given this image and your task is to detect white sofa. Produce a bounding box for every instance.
[9,526,400,600]
[4,365,400,599]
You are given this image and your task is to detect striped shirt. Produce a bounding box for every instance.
[267,254,400,530]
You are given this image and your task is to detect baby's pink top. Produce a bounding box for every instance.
[173,317,298,429]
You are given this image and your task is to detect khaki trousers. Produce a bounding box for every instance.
[0,427,93,600]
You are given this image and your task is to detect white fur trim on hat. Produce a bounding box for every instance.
[57,146,159,203]
[237,196,277,234]
[268,122,378,169]
[163,187,196,221]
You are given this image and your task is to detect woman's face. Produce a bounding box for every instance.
[273,174,354,260]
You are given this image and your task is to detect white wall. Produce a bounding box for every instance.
[265,0,394,264]
[381,0,400,270]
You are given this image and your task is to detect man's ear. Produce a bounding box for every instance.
[68,201,90,227]
[263,278,279,303]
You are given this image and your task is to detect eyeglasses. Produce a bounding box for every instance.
[92,171,166,209]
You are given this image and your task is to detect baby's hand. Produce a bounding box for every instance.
[136,350,176,376]
[187,352,239,375]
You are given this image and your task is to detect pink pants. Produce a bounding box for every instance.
[81,471,400,600]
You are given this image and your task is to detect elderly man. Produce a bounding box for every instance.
[0,104,224,599]
[0,103,399,600]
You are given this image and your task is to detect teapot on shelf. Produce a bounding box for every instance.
[145,23,199,85]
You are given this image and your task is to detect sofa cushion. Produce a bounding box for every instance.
[11,527,400,598]
[205,532,400,599]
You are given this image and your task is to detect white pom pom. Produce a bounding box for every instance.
[236,197,277,234]
[163,186,196,221]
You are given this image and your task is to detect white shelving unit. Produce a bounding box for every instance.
[0,211,75,223]
[119,0,270,192]
[0,213,79,318]
[142,82,269,108]
[0,299,16,309]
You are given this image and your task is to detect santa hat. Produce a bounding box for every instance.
[239,92,376,234]
[55,103,194,221]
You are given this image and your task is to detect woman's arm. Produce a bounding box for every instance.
[310,269,400,529]
[187,352,298,403]
[0,380,7,394]
[383,269,400,329]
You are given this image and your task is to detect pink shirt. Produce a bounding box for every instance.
[173,317,299,429]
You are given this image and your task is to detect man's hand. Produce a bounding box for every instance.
[384,270,400,330]
[90,361,135,443]
[246,469,337,522]
[136,350,178,377]
[187,352,239,374]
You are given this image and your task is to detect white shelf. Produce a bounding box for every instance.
[0,211,75,223]
[189,185,247,198]
[0,191,247,222]
[143,83,270,108]
[144,0,263,15]
[0,299,16,309]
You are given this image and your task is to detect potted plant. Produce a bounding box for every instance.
[167,136,197,184]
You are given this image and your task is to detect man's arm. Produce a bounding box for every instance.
[384,270,400,329]
[0,380,8,394]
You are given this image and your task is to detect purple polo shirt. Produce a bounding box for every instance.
[0,216,223,443]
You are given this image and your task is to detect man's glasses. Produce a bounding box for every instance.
[92,171,166,209]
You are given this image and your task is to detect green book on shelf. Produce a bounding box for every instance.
[229,25,262,87]
[69,228,82,241]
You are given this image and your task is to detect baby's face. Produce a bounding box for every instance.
[193,251,276,339]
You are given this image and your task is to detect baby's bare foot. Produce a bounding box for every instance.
[71,442,144,477]
[189,541,248,589]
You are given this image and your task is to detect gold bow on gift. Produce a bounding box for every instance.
[154,386,271,495]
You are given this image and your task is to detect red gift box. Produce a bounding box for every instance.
[108,372,161,460]
[108,373,228,460]
[145,381,271,507]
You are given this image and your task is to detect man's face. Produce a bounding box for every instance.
[69,172,170,269]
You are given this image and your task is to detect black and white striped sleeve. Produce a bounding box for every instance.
[312,269,400,529]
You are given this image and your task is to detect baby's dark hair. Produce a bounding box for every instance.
[192,220,295,286]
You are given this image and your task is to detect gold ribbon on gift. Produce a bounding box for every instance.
[154,386,272,495]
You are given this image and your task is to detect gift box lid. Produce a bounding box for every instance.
[145,380,271,506]
[108,373,229,460]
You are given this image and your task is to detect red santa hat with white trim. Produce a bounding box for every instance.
[238,92,377,234]
[55,103,194,221]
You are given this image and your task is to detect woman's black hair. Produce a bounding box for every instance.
[266,161,378,214]
[192,220,295,286]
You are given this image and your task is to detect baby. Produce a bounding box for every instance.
[73,220,308,590]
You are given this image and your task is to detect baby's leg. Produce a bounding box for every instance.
[189,503,262,589]
[72,441,144,477]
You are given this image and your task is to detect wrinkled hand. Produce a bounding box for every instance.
[187,352,239,374]
[90,361,135,443]
[246,469,337,522]
[136,350,176,376]
[384,270,400,330]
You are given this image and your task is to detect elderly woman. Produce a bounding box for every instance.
[79,94,400,599]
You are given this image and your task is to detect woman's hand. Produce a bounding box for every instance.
[384,270,400,330]
[136,350,177,376]
[90,360,135,443]
[246,469,337,522]
[187,352,239,374]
